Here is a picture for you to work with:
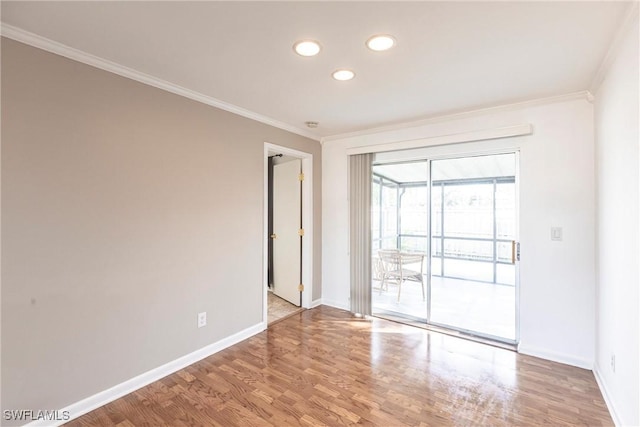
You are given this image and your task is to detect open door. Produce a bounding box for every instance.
[272,158,302,306]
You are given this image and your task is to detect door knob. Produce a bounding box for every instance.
[270,234,277,239]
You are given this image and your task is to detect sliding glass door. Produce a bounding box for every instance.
[429,153,518,342]
[371,152,519,344]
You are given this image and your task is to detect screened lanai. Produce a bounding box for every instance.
[371,153,518,343]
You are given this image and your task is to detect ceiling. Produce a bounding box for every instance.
[0,1,630,140]
[375,162,430,184]
[374,153,515,183]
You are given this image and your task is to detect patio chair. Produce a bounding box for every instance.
[378,250,425,302]
[372,255,386,293]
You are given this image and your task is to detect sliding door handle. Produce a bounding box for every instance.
[511,240,520,263]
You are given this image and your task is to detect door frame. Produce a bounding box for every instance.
[263,142,314,327]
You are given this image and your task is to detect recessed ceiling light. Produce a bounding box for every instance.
[332,69,355,81]
[293,40,321,57]
[366,34,396,52]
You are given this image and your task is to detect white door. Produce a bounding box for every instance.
[272,159,301,306]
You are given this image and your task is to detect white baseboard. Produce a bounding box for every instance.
[320,298,349,311]
[25,321,267,426]
[310,298,323,308]
[593,363,622,427]
[517,343,593,370]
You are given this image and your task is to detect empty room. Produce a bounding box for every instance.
[1,1,638,426]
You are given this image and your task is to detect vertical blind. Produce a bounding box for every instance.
[349,153,373,316]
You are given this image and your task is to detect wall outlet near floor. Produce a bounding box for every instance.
[610,354,616,373]
[197,312,207,328]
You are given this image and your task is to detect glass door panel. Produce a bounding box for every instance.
[371,161,429,320]
[429,153,518,342]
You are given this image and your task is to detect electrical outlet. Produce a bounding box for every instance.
[197,312,207,328]
[610,354,616,373]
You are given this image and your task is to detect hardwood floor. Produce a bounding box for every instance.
[67,306,612,426]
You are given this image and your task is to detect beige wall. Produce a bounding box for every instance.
[1,38,321,414]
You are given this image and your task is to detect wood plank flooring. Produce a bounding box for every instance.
[66,306,613,426]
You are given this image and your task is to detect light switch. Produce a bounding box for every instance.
[551,227,563,241]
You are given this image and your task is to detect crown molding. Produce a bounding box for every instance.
[321,91,591,144]
[590,1,639,94]
[0,23,321,142]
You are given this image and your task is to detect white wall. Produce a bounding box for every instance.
[322,95,596,368]
[593,12,639,427]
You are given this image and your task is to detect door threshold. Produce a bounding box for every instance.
[268,308,305,327]
[372,312,517,352]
